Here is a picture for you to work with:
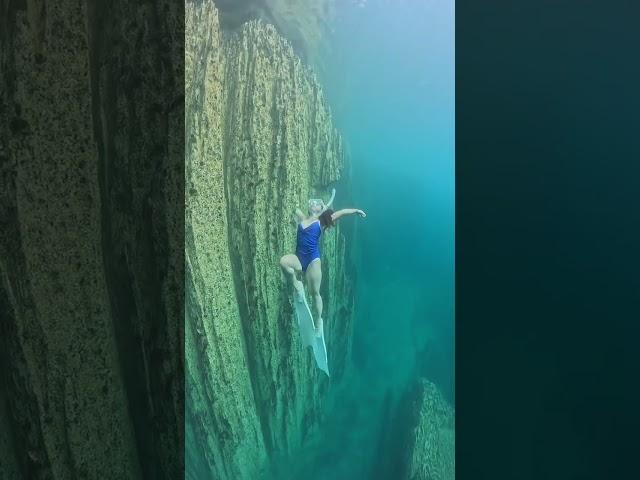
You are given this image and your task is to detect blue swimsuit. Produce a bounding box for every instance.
[296,221,322,272]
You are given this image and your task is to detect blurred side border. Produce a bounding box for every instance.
[457,1,640,478]
[0,1,185,478]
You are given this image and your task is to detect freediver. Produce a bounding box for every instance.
[279,188,366,337]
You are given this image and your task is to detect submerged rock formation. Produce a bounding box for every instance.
[214,0,336,70]
[0,1,184,478]
[185,1,354,478]
[406,380,455,480]
[371,379,455,480]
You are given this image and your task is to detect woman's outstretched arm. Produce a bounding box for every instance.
[331,208,366,222]
[321,188,336,213]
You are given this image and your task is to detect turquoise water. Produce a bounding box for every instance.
[275,1,455,478]
[327,0,455,399]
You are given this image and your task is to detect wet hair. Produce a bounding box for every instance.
[319,209,335,230]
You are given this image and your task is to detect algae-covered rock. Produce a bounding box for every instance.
[185,1,353,478]
[215,0,336,70]
[370,378,455,480]
[406,380,456,480]
[0,1,184,478]
[185,3,267,479]
[0,388,20,479]
[1,0,350,477]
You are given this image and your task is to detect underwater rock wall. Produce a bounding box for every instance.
[0,1,184,479]
[371,378,455,480]
[406,380,455,480]
[185,1,354,478]
[214,0,336,71]
[0,387,20,479]
[185,4,267,479]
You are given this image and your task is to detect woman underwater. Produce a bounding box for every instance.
[280,189,366,337]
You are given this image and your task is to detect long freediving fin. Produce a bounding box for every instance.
[293,287,330,376]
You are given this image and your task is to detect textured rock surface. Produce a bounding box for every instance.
[214,0,336,71]
[185,4,267,479]
[0,387,20,479]
[0,1,184,479]
[370,378,455,480]
[406,380,455,480]
[185,1,354,478]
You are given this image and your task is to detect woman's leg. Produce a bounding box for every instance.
[305,259,323,336]
[279,254,303,293]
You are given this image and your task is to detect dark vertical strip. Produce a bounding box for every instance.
[0,0,185,478]
[458,1,640,478]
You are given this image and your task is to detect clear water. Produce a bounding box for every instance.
[272,1,454,478]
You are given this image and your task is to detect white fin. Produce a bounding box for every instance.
[293,287,330,376]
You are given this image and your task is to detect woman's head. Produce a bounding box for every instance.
[319,209,335,229]
[308,198,325,216]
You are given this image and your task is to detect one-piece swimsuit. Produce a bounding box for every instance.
[296,221,321,272]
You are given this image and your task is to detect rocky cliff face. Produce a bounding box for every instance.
[214,0,336,70]
[0,1,184,479]
[372,378,455,480]
[406,380,455,480]
[185,1,354,478]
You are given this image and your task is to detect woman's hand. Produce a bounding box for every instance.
[332,208,367,222]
